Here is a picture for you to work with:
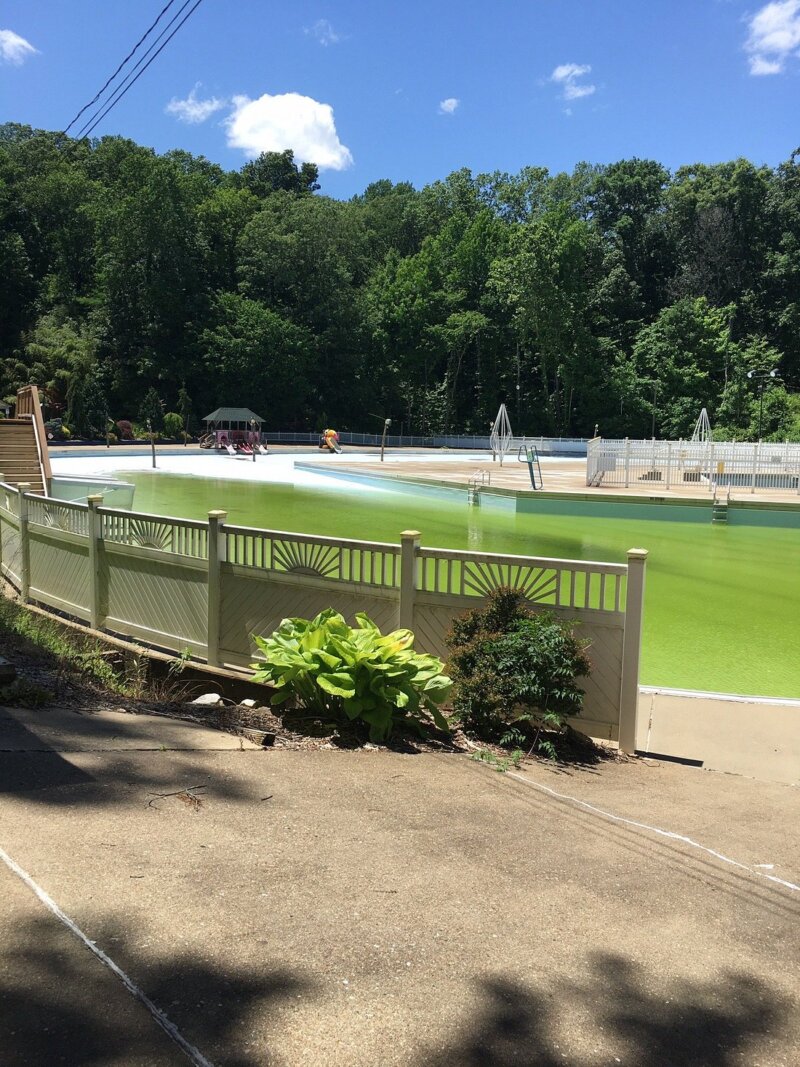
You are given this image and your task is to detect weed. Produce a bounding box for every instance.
[470,747,525,773]
[0,678,54,707]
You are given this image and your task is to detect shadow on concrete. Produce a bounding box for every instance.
[0,913,312,1067]
[424,953,790,1067]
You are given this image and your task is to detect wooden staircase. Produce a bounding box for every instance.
[0,419,46,493]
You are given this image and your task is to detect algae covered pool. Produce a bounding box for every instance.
[122,469,800,700]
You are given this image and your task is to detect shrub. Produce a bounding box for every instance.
[116,420,134,440]
[106,432,118,445]
[251,609,452,742]
[61,426,70,439]
[163,412,183,438]
[446,588,590,753]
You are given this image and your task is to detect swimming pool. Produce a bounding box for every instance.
[105,465,800,700]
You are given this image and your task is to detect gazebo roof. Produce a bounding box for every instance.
[203,407,264,425]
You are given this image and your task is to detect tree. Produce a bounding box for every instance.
[138,386,164,431]
[66,366,108,438]
[239,150,319,199]
[177,385,194,435]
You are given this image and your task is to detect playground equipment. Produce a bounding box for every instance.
[489,404,513,465]
[517,442,544,490]
[200,407,267,454]
[691,408,712,444]
[319,429,341,453]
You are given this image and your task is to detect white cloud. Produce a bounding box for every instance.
[305,19,342,46]
[226,92,353,170]
[0,28,38,65]
[165,84,226,124]
[438,97,460,115]
[550,62,596,101]
[745,0,800,74]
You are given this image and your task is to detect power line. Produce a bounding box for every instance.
[63,0,182,136]
[74,0,200,141]
[67,0,206,143]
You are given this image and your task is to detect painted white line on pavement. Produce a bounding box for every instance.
[505,772,800,895]
[0,845,216,1067]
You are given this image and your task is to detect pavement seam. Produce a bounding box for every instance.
[0,844,216,1067]
[505,770,800,896]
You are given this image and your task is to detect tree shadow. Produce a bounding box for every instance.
[423,953,792,1066]
[0,912,314,1067]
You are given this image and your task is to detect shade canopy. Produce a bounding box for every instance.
[203,407,264,427]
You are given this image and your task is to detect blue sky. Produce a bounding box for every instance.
[2,0,799,198]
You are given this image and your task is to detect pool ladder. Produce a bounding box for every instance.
[468,469,491,505]
[712,486,731,524]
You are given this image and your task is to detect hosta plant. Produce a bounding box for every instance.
[251,610,452,742]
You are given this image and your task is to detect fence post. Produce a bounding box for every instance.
[665,441,672,489]
[618,548,648,755]
[87,495,103,630]
[0,473,4,576]
[17,483,31,603]
[399,530,420,630]
[207,509,227,667]
[624,438,631,488]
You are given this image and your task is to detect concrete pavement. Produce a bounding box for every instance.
[1,703,799,1066]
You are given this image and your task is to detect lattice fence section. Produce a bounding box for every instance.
[29,533,90,618]
[219,571,399,667]
[224,525,400,587]
[101,509,208,558]
[105,553,207,650]
[27,496,89,537]
[417,549,625,613]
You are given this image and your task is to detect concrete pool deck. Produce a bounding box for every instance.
[1,703,799,1066]
[49,444,800,506]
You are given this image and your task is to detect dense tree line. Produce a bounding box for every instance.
[1,122,799,440]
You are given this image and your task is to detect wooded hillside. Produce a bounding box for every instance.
[1,122,798,440]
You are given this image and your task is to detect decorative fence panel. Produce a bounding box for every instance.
[411,547,630,740]
[0,482,647,751]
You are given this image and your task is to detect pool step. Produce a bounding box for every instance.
[712,502,728,524]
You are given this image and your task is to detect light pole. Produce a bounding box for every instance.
[650,382,658,439]
[250,419,257,462]
[380,418,392,463]
[747,369,778,441]
[147,420,156,469]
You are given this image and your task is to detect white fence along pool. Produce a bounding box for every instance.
[0,481,646,750]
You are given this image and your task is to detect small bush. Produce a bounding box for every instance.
[251,609,452,742]
[446,588,590,753]
[163,412,183,438]
[106,432,118,445]
[116,420,134,440]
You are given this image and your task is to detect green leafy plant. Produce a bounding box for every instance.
[470,747,525,772]
[446,588,590,755]
[163,411,183,438]
[251,609,452,742]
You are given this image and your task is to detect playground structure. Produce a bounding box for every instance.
[199,407,269,456]
[319,429,341,453]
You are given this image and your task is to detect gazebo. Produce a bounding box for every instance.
[201,407,265,450]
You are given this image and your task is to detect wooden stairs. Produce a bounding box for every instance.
[0,386,51,495]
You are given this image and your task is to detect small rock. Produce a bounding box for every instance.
[239,698,257,708]
[191,692,222,706]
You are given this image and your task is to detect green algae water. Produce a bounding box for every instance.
[122,470,800,699]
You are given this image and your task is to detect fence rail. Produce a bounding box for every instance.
[588,438,800,494]
[0,482,646,750]
[262,431,588,455]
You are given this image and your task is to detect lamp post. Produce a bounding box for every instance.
[147,420,156,469]
[250,419,257,462]
[747,369,778,441]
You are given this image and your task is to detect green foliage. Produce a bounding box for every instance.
[138,386,164,431]
[446,588,590,749]
[470,747,525,772]
[251,609,452,742]
[163,411,183,438]
[0,123,797,436]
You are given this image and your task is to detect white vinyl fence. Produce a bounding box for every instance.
[587,437,800,494]
[0,481,646,750]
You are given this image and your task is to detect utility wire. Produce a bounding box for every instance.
[63,0,181,136]
[67,0,206,143]
[73,0,199,140]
